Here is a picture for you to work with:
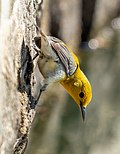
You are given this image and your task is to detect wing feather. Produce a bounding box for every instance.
[50,38,77,76]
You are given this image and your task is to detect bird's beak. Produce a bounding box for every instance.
[80,104,86,121]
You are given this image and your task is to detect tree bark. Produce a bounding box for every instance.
[0,0,43,153]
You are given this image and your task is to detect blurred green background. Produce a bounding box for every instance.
[26,0,120,154]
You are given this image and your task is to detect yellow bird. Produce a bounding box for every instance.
[33,31,92,121]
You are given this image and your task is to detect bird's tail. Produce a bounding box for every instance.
[34,23,46,38]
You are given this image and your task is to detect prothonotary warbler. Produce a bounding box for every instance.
[33,30,92,121]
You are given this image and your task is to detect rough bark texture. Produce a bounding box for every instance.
[0,0,43,153]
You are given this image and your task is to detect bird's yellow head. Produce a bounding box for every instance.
[60,54,92,121]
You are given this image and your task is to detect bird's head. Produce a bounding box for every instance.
[76,75,92,121]
[61,68,92,121]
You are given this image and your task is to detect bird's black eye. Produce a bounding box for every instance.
[79,92,84,98]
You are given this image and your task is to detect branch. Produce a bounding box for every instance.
[0,0,43,153]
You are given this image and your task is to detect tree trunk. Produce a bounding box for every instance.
[0,0,43,153]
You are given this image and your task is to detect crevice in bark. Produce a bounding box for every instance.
[18,39,33,93]
[15,38,36,154]
[13,1,43,153]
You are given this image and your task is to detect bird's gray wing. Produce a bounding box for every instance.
[50,37,77,77]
